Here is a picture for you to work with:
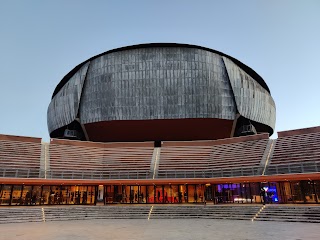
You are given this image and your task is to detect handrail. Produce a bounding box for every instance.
[0,161,319,180]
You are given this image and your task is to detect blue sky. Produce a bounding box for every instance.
[0,0,319,142]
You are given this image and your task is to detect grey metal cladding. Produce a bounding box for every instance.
[79,47,237,124]
[47,62,90,133]
[222,57,276,130]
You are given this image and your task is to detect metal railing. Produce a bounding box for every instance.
[157,166,263,178]
[0,161,319,180]
[0,168,41,179]
[47,170,150,180]
[266,161,320,175]
[0,168,150,180]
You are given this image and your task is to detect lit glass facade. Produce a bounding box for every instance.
[0,185,97,206]
[1,181,319,206]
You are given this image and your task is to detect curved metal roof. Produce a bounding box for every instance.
[52,43,270,98]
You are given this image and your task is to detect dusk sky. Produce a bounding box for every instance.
[0,0,319,142]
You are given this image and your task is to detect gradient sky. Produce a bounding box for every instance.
[0,0,319,142]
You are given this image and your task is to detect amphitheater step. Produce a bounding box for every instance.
[0,208,43,224]
[0,205,320,224]
[255,205,320,223]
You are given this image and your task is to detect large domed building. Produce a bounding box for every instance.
[1,44,320,208]
[47,43,276,142]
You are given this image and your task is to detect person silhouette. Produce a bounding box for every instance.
[178,191,182,203]
[260,187,267,205]
[165,192,168,203]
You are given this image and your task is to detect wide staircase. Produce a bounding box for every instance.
[256,205,320,223]
[1,205,320,224]
[0,207,43,224]
[44,206,150,221]
[151,205,261,220]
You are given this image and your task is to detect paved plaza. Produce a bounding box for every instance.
[0,219,319,240]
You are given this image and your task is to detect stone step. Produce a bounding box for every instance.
[158,209,262,211]
[151,216,250,220]
[0,215,42,218]
[261,208,320,211]
[255,218,320,223]
[0,220,42,224]
[0,206,319,224]
[152,212,257,215]
[45,216,148,221]
[257,215,320,219]
[259,212,320,216]
[44,214,149,218]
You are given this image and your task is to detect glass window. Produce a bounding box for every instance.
[301,181,317,203]
[31,186,42,205]
[205,184,213,203]
[291,181,304,203]
[11,185,22,205]
[87,186,95,204]
[105,185,113,204]
[250,183,261,203]
[68,186,78,204]
[197,185,204,203]
[121,185,129,203]
[139,186,146,203]
[147,185,155,203]
[155,185,163,203]
[60,186,69,204]
[0,185,12,205]
[131,186,139,204]
[50,186,61,205]
[180,185,187,203]
[314,181,320,203]
[188,185,196,203]
[163,185,172,203]
[171,185,179,203]
[267,182,279,203]
[42,186,50,205]
[97,185,104,203]
[21,185,32,205]
[79,186,88,204]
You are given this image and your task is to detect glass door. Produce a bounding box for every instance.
[138,186,146,203]
[171,185,179,203]
[87,186,95,204]
[104,185,113,204]
[205,184,212,203]
[155,185,163,203]
[21,185,33,205]
[31,185,42,205]
[188,185,196,203]
[147,185,155,203]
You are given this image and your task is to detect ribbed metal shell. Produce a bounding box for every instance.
[47,44,276,137]
[47,62,89,132]
[222,57,276,130]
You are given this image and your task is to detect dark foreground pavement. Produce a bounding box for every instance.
[0,219,319,240]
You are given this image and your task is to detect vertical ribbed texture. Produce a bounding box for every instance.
[47,62,90,133]
[222,57,276,130]
[79,47,236,124]
[47,46,275,136]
